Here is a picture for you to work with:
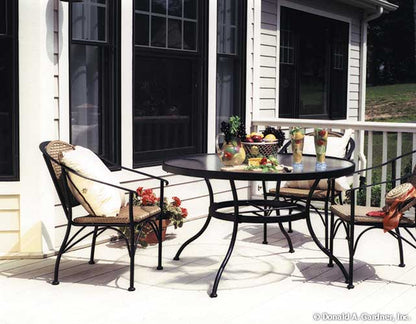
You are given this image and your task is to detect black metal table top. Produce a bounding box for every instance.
[163,153,355,181]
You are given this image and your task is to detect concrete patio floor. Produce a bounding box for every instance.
[1,214,416,324]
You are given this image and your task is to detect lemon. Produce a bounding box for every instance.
[264,134,276,141]
[294,132,304,140]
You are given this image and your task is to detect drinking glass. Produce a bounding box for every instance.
[314,128,328,171]
[290,127,305,169]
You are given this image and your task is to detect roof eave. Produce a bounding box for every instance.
[340,0,398,12]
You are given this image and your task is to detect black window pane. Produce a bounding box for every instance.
[72,2,107,42]
[152,0,166,14]
[0,38,14,175]
[0,0,6,35]
[151,16,166,47]
[135,0,149,12]
[184,0,196,19]
[183,21,196,50]
[134,56,194,161]
[217,0,238,55]
[168,0,182,17]
[168,19,182,48]
[135,14,149,45]
[220,27,236,54]
[70,45,104,154]
[216,57,236,134]
[224,0,236,26]
[168,19,182,49]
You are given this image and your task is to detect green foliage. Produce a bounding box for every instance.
[367,0,416,85]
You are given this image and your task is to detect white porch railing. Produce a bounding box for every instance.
[252,118,416,208]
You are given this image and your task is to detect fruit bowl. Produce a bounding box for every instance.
[242,141,280,160]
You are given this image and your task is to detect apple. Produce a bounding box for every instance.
[251,135,263,142]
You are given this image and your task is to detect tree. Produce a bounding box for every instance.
[367,0,416,85]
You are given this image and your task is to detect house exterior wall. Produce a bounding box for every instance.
[0,0,57,257]
[259,0,364,121]
[0,0,255,257]
[0,0,382,258]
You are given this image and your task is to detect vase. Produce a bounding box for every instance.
[216,133,246,166]
[144,219,171,244]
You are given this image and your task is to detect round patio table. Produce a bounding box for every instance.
[163,153,355,297]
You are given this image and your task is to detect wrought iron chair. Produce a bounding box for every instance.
[262,131,355,250]
[39,140,168,291]
[330,149,416,289]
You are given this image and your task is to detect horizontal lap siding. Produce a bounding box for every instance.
[260,0,278,119]
[0,196,20,253]
[245,0,255,122]
[259,0,363,121]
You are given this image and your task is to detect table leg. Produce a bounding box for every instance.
[210,218,238,298]
[305,179,349,282]
[278,222,294,253]
[173,179,214,261]
[210,179,239,298]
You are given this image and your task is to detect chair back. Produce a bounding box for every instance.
[409,165,416,188]
[279,130,355,160]
[39,141,80,217]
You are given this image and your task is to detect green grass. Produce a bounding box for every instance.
[360,83,416,205]
[366,83,416,122]
[366,83,416,102]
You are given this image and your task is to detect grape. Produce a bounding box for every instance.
[262,126,285,147]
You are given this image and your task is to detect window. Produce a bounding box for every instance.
[279,7,349,120]
[70,0,120,165]
[133,0,207,166]
[216,0,246,133]
[0,0,18,180]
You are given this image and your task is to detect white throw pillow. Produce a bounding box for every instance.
[297,129,353,158]
[59,146,125,216]
[284,129,354,191]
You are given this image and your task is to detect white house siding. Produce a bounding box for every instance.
[259,0,364,121]
[0,196,20,254]
[0,0,57,258]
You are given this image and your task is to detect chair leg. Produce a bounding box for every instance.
[288,199,294,233]
[328,210,335,268]
[395,228,405,267]
[278,222,294,253]
[89,226,98,265]
[157,218,163,270]
[128,223,137,292]
[347,222,355,289]
[52,223,72,285]
[324,197,329,250]
[263,223,268,244]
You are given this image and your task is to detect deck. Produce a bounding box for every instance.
[1,215,416,324]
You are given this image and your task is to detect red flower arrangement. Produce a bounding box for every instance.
[134,187,188,229]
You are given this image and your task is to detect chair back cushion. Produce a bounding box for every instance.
[285,177,351,192]
[59,146,125,216]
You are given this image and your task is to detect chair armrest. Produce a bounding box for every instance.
[61,164,137,194]
[278,140,291,154]
[99,156,169,185]
[120,166,169,186]
[346,175,409,193]
[353,148,416,175]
